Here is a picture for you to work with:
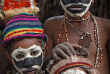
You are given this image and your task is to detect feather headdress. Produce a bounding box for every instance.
[0,0,39,21]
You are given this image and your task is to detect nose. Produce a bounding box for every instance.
[24,58,34,68]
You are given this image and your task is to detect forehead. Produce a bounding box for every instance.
[11,38,42,52]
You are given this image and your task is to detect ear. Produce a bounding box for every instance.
[43,43,47,58]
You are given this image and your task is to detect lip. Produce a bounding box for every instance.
[24,69,38,74]
[69,5,82,10]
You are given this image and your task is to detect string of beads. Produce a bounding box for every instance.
[57,13,103,68]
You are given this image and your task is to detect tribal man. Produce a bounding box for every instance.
[44,0,110,74]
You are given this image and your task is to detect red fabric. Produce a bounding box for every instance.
[2,0,31,11]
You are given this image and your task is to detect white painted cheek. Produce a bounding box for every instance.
[12,48,26,62]
[31,45,43,73]
[31,46,43,70]
[31,46,43,58]
[61,69,86,74]
[12,59,24,74]
[32,65,41,70]
[19,68,27,72]
[74,0,92,17]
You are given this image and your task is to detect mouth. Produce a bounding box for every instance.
[24,69,38,74]
[69,5,83,10]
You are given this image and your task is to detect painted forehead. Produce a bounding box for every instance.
[61,0,91,5]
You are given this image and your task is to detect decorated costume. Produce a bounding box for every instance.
[3,13,47,47]
[1,0,48,74]
[47,0,102,74]
[0,0,39,21]
[57,0,103,69]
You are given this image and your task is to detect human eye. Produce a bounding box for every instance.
[31,50,39,56]
[16,53,24,59]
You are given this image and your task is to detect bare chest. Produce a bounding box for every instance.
[53,22,109,74]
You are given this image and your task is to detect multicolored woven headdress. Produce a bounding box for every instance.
[50,56,100,74]
[3,13,48,47]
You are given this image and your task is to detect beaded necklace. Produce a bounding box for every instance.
[65,11,90,22]
[65,15,92,48]
[57,13,103,68]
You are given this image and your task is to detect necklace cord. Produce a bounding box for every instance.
[57,13,103,68]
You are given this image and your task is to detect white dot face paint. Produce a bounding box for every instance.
[60,0,92,17]
[61,69,86,74]
[12,45,43,74]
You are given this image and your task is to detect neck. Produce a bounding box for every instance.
[64,11,90,22]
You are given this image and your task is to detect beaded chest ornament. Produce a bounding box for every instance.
[57,13,103,68]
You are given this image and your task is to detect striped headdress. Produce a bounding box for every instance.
[50,56,100,74]
[3,13,48,47]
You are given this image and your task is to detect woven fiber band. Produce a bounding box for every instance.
[3,13,48,47]
[50,56,100,74]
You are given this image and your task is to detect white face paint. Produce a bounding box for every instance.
[60,0,92,17]
[61,69,86,74]
[12,45,43,74]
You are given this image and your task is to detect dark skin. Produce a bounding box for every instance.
[0,39,9,74]
[11,38,42,52]
[0,38,46,74]
[44,14,110,74]
[11,38,44,74]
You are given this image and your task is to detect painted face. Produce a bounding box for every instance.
[60,0,92,17]
[12,45,43,74]
[61,67,87,74]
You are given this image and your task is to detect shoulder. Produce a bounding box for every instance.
[94,16,110,30]
[43,15,63,33]
[94,16,110,37]
[94,16,110,25]
[44,16,63,28]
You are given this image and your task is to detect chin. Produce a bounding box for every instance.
[23,69,38,74]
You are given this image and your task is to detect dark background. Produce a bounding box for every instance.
[37,0,110,22]
[0,0,110,29]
